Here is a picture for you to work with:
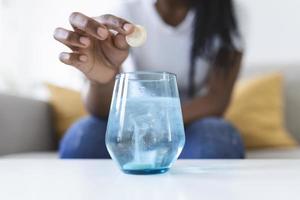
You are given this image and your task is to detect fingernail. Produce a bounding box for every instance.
[79,55,88,62]
[54,29,68,40]
[71,14,88,28]
[60,53,70,61]
[123,23,134,32]
[97,27,108,39]
[79,37,90,46]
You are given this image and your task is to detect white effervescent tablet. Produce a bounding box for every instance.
[126,25,147,47]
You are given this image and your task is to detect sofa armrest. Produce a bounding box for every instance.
[0,94,56,156]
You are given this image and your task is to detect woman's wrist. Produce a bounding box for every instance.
[89,67,120,87]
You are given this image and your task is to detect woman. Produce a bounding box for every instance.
[54,0,245,159]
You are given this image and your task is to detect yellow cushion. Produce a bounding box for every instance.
[47,73,298,148]
[47,84,87,139]
[225,73,297,149]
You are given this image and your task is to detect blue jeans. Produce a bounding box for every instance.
[59,116,245,159]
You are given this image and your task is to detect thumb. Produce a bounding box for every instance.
[113,33,130,50]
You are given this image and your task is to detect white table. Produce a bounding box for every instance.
[0,160,299,200]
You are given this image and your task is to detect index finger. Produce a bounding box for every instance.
[95,14,135,35]
[69,12,109,40]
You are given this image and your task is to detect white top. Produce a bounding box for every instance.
[111,0,212,100]
[83,0,243,100]
[1,159,300,200]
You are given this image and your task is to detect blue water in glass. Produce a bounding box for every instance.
[106,97,185,175]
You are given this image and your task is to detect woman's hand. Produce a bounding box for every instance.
[53,12,134,84]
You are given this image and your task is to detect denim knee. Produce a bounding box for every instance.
[59,116,109,159]
[180,117,245,159]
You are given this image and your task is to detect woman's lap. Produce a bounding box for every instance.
[179,118,245,158]
[59,117,110,158]
[59,116,245,159]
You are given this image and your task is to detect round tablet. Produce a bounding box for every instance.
[125,25,147,47]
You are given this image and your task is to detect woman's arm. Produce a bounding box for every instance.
[54,12,135,118]
[85,54,137,118]
[182,51,243,125]
[85,79,116,118]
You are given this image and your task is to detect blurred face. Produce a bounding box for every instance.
[158,0,189,7]
[156,0,190,26]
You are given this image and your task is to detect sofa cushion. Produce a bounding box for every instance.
[247,147,300,159]
[0,151,58,159]
[226,73,297,149]
[240,65,300,142]
[0,94,56,156]
[47,84,87,140]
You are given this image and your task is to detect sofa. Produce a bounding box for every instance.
[1,64,300,159]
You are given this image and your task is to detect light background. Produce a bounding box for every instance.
[0,0,299,98]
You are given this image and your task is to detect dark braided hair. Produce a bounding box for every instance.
[187,0,241,96]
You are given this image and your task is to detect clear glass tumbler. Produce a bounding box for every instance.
[106,72,185,175]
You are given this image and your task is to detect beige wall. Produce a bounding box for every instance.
[236,0,300,67]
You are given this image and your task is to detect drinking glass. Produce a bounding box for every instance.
[106,72,185,175]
